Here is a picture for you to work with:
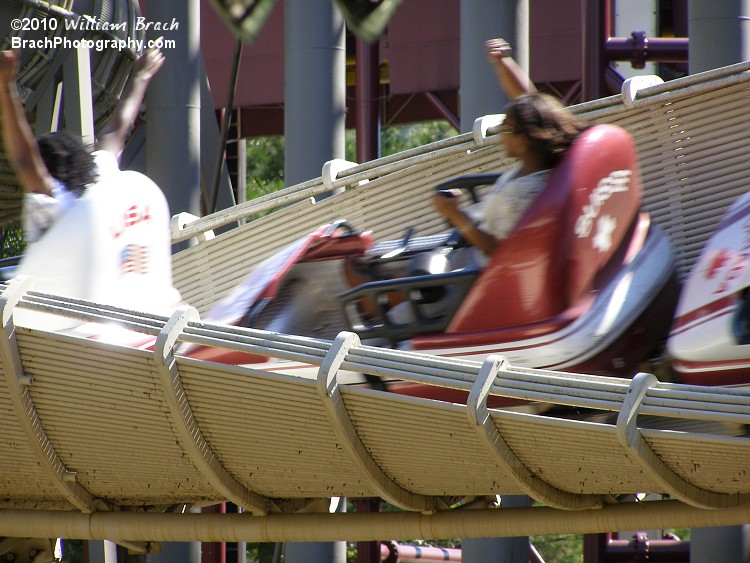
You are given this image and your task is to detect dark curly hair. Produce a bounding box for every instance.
[37,131,98,197]
[504,92,588,169]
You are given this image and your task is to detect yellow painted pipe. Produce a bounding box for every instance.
[0,500,748,544]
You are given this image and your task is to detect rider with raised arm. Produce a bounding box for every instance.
[431,39,587,264]
[348,40,588,326]
[0,46,164,245]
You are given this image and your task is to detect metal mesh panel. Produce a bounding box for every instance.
[173,62,750,311]
[585,79,750,279]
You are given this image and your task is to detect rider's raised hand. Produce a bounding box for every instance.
[0,51,20,88]
[132,44,165,83]
[485,38,512,62]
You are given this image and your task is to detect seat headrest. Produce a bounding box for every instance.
[556,124,642,302]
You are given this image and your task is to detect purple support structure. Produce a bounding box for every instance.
[584,532,689,563]
[606,32,689,68]
[607,532,689,561]
[423,92,459,132]
[355,499,382,563]
[583,1,688,100]
[355,39,381,164]
[581,0,610,100]
[201,504,226,563]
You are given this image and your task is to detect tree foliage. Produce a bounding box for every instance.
[1,222,24,259]
[379,120,457,157]
[246,136,286,200]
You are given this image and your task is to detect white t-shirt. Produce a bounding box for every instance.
[476,165,551,240]
[459,165,551,267]
[23,179,77,244]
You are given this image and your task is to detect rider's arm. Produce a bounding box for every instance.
[96,45,164,158]
[485,38,536,100]
[432,193,499,257]
[0,51,55,196]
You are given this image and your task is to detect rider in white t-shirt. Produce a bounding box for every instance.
[0,46,164,245]
[432,39,587,264]
[387,41,588,325]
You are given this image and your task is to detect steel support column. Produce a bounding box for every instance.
[283,0,346,189]
[355,38,381,164]
[459,0,528,132]
[688,0,750,73]
[145,0,202,217]
[581,0,610,100]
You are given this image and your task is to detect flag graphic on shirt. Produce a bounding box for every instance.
[120,244,149,275]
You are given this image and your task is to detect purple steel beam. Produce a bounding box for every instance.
[584,532,689,563]
[201,504,226,563]
[423,92,460,132]
[355,39,381,163]
[356,499,382,563]
[581,0,611,100]
[606,531,689,562]
[606,32,689,68]
[583,1,688,100]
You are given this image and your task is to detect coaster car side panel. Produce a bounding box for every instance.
[668,191,750,385]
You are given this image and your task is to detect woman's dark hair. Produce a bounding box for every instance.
[37,131,97,197]
[504,92,588,168]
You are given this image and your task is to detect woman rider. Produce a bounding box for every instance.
[432,40,588,265]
